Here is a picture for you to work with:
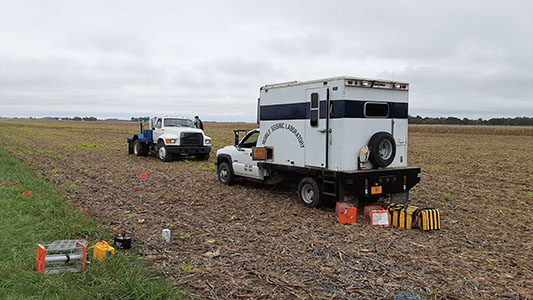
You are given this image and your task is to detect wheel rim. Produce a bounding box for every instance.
[159,146,166,159]
[219,167,228,182]
[301,184,315,204]
[378,139,393,160]
[134,143,140,155]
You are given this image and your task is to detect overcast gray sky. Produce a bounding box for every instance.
[1,0,532,121]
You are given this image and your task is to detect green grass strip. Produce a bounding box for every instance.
[0,148,185,300]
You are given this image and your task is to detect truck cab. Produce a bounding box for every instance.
[128,116,212,161]
[218,129,263,181]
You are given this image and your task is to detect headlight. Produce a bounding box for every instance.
[205,139,212,145]
[165,139,176,144]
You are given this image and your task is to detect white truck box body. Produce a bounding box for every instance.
[257,76,409,172]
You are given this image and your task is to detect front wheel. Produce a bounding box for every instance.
[217,162,234,185]
[297,177,322,208]
[157,143,173,162]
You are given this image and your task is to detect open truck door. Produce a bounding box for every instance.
[304,87,329,168]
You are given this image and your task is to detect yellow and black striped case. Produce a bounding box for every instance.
[387,203,419,229]
[417,208,440,231]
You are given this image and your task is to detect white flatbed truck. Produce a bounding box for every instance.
[216,76,420,207]
[127,116,212,162]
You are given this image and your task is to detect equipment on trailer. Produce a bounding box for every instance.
[35,240,87,274]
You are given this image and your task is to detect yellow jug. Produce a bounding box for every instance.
[93,241,115,261]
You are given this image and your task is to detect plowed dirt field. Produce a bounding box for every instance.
[0,121,531,299]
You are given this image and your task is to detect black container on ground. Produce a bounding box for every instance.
[114,236,132,249]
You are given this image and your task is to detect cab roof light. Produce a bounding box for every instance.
[372,82,393,89]
[393,83,409,90]
[345,80,360,86]
[346,79,404,89]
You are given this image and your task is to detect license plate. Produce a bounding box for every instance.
[371,186,382,194]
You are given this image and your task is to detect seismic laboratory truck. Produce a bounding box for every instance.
[127,116,212,161]
[216,76,421,207]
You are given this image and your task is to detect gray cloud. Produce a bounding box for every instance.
[0,0,532,121]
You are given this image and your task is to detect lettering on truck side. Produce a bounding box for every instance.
[261,122,305,148]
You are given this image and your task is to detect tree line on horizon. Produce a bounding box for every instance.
[2,115,532,126]
[408,115,533,126]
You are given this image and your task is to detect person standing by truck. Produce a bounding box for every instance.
[194,115,204,130]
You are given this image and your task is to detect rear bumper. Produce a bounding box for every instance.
[338,167,420,197]
[257,162,420,197]
[166,146,211,154]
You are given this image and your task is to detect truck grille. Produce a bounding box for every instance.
[180,132,203,146]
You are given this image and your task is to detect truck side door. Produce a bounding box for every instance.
[152,118,163,143]
[304,87,329,168]
[232,130,262,179]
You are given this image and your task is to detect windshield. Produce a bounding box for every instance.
[163,118,195,128]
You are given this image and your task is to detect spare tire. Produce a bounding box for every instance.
[368,132,396,167]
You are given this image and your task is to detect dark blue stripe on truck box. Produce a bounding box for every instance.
[260,102,310,121]
[259,100,408,121]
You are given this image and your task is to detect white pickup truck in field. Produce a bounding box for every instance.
[216,76,420,208]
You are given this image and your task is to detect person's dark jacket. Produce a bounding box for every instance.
[195,119,204,130]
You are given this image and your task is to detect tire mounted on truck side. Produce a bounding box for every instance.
[368,132,396,167]
[297,177,322,208]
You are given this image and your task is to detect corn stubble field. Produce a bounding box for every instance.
[0,121,531,299]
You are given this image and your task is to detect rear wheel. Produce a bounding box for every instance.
[133,140,146,156]
[217,162,234,185]
[157,142,173,162]
[298,177,322,208]
[128,142,134,154]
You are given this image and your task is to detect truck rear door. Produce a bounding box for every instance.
[304,87,328,168]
